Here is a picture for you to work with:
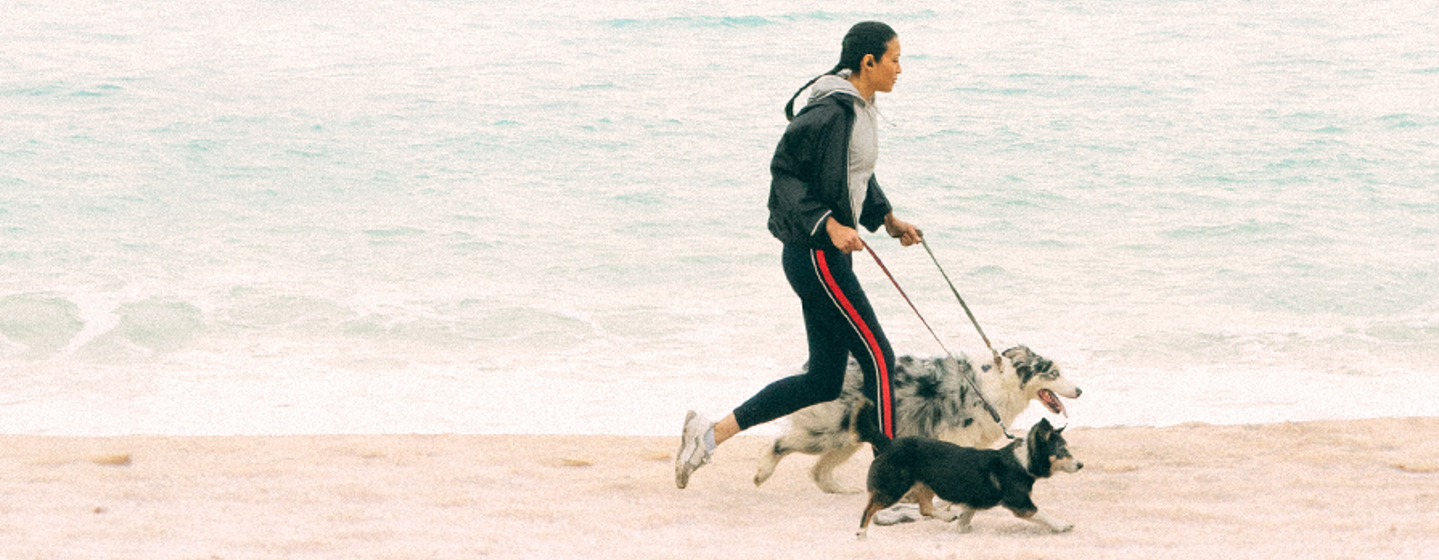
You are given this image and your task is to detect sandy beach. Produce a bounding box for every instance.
[4,417,1436,559]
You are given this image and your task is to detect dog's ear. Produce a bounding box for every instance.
[1004,346,1040,383]
[1002,345,1035,363]
[1034,418,1053,441]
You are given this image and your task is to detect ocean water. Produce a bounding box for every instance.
[2,0,1436,435]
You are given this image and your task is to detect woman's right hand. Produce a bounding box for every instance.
[826,217,864,253]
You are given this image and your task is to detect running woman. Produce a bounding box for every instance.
[677,21,922,489]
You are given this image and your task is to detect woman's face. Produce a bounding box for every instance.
[864,37,902,93]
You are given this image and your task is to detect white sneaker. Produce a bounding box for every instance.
[872,503,922,526]
[674,410,713,489]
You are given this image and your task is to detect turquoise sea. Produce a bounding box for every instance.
[2,0,1436,434]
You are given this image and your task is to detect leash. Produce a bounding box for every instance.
[919,238,1006,375]
[860,239,1016,440]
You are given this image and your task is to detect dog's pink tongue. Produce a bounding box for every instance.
[1039,389,1067,416]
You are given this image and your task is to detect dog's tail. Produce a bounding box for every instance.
[855,399,893,454]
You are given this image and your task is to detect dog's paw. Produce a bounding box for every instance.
[753,459,777,487]
[817,481,862,494]
[929,509,958,522]
[1028,510,1074,533]
[954,523,974,534]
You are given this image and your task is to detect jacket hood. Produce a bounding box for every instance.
[807,70,868,106]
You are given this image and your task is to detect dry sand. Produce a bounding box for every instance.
[3,417,1437,559]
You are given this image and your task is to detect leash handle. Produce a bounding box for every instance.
[861,239,1012,438]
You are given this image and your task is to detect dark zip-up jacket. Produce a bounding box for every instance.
[767,92,892,249]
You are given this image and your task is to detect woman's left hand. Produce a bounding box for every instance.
[884,214,922,247]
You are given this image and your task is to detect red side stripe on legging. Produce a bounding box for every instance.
[813,249,893,439]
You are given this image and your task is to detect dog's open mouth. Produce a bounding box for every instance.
[1038,389,1067,416]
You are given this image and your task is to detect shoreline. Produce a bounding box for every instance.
[4,417,1436,559]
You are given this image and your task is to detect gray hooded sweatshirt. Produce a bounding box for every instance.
[806,71,881,225]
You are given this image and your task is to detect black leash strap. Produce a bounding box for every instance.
[861,239,1014,439]
[919,238,1006,374]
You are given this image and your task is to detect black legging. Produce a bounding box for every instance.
[733,243,896,438]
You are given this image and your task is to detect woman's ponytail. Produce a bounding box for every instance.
[784,64,844,122]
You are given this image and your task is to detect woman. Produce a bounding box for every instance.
[677,21,922,489]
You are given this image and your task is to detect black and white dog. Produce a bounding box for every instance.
[856,418,1082,539]
[754,346,1080,494]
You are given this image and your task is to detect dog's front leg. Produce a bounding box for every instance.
[952,505,977,533]
[811,443,864,494]
[1021,509,1074,533]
